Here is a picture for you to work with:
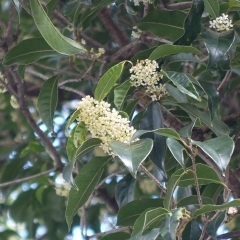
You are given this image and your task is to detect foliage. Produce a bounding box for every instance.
[1,0,240,239]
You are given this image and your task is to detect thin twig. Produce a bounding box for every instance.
[217,230,240,239]
[59,85,86,97]
[0,168,56,187]
[217,71,232,91]
[164,2,192,10]
[140,164,166,193]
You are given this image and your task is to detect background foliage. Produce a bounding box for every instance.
[1,0,240,239]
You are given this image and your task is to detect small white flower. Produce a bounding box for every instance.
[0,73,7,93]
[81,39,86,45]
[10,96,19,109]
[132,26,142,39]
[209,13,233,31]
[76,96,136,155]
[130,59,168,101]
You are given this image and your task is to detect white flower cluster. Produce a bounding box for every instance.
[55,182,70,197]
[130,59,168,101]
[0,73,7,93]
[90,47,105,58]
[10,96,19,109]
[133,0,150,6]
[209,13,233,31]
[132,26,142,39]
[76,96,136,155]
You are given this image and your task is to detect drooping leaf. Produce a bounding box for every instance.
[166,84,187,103]
[175,0,204,45]
[206,211,225,238]
[202,28,235,67]
[100,232,131,240]
[137,10,187,41]
[149,45,202,60]
[115,174,136,208]
[30,0,86,55]
[203,0,219,18]
[117,198,164,226]
[3,38,57,65]
[160,208,186,240]
[95,61,127,101]
[114,80,131,110]
[66,127,77,162]
[176,103,229,136]
[179,119,197,139]
[193,199,240,218]
[65,156,111,230]
[192,136,235,174]
[202,183,223,203]
[140,102,167,181]
[110,139,153,178]
[130,207,170,240]
[182,220,202,240]
[131,128,182,142]
[166,138,186,170]
[37,75,58,131]
[163,71,201,101]
[62,161,78,190]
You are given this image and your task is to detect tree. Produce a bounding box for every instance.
[1,0,240,239]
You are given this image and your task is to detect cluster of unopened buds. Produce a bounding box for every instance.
[0,73,7,93]
[131,26,142,39]
[209,13,233,31]
[76,96,136,155]
[90,48,105,58]
[130,59,168,101]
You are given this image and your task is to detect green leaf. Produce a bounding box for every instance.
[192,136,235,174]
[114,80,131,110]
[177,196,213,207]
[66,128,77,162]
[62,161,78,190]
[123,99,139,119]
[179,119,196,138]
[46,0,58,14]
[176,103,229,136]
[160,208,185,240]
[175,0,204,45]
[166,84,187,103]
[115,174,135,208]
[230,46,240,68]
[229,0,240,9]
[75,138,102,160]
[199,82,218,120]
[117,198,164,226]
[100,232,131,240]
[17,65,26,79]
[193,199,240,218]
[166,138,186,170]
[182,221,202,240]
[202,183,223,203]
[139,102,167,181]
[3,38,57,65]
[149,45,202,61]
[130,207,170,240]
[203,0,219,18]
[65,156,111,230]
[202,28,235,67]
[131,128,182,142]
[73,122,87,147]
[131,47,157,63]
[30,0,86,55]
[137,10,187,41]
[37,75,58,131]
[110,139,153,178]
[95,61,127,101]
[163,71,201,101]
[206,211,225,237]
[65,109,80,136]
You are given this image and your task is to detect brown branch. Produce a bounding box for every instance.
[217,230,240,239]
[6,2,15,40]
[9,69,64,171]
[98,8,129,47]
[165,2,192,10]
[217,71,232,91]
[0,168,56,188]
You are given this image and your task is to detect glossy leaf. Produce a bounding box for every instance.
[17,65,26,79]
[66,127,77,162]
[160,208,186,240]
[137,10,187,41]
[131,47,157,63]
[37,75,58,131]
[115,174,135,208]
[206,211,225,237]
[163,71,201,101]
[130,207,170,240]
[73,122,87,147]
[175,0,204,45]
[166,138,186,170]
[182,221,202,240]
[95,61,127,101]
[62,161,78,190]
[202,183,223,203]
[65,156,111,230]
[114,80,131,110]
[30,0,86,55]
[192,136,234,174]
[193,199,240,218]
[203,0,219,18]
[123,99,139,119]
[110,139,153,178]
[131,128,182,142]
[46,0,58,13]
[65,109,80,136]
[117,198,164,226]
[149,45,202,60]
[3,38,57,65]
[165,84,187,103]
[179,119,196,139]
[140,102,167,181]
[177,103,229,136]
[202,28,235,67]
[177,196,213,207]
[100,232,131,240]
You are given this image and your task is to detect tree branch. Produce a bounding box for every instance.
[217,230,240,239]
